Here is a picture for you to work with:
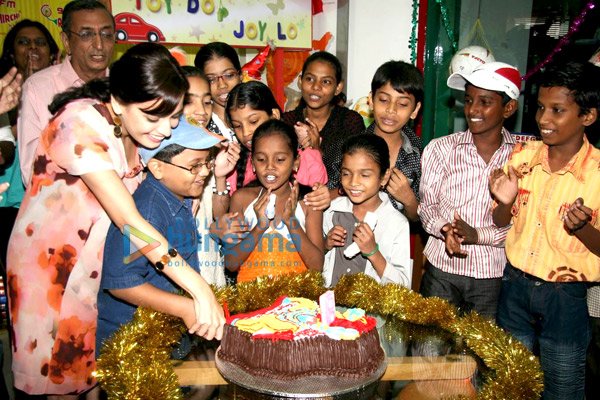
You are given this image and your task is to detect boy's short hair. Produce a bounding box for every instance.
[371,61,424,105]
[448,61,521,102]
[538,61,600,116]
[139,117,224,164]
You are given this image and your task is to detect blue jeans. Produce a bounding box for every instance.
[497,263,590,400]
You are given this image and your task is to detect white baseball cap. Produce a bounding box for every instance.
[447,61,522,100]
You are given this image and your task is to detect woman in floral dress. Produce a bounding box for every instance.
[7,43,224,398]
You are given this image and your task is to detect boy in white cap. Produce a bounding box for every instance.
[96,118,224,355]
[418,61,521,319]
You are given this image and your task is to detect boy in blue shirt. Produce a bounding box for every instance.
[96,118,223,355]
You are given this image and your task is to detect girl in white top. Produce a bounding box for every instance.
[324,134,411,287]
[225,120,324,283]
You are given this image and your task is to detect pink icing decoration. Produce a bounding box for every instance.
[319,290,336,326]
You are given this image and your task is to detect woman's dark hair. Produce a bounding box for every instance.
[226,81,281,189]
[194,42,241,72]
[62,0,114,33]
[301,51,343,84]
[371,60,424,105]
[538,61,600,116]
[251,119,298,158]
[341,134,390,177]
[0,19,60,76]
[50,43,188,115]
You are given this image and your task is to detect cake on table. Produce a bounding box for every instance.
[217,295,385,379]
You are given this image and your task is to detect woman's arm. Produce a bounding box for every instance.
[82,170,224,340]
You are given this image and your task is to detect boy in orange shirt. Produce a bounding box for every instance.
[490,61,600,400]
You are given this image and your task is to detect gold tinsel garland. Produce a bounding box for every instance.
[96,272,543,399]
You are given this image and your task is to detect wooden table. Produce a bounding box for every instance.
[174,355,477,386]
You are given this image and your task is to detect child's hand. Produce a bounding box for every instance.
[563,197,592,234]
[353,222,377,256]
[253,188,272,223]
[295,119,320,150]
[303,182,331,211]
[214,141,241,178]
[451,211,478,245]
[210,212,249,245]
[283,180,299,223]
[489,167,518,205]
[325,225,346,250]
[386,168,413,204]
[441,223,467,257]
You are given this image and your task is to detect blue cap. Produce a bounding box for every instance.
[139,116,225,164]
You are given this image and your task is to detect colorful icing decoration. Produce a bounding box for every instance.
[227,296,376,341]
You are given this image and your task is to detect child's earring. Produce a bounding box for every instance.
[252,166,256,173]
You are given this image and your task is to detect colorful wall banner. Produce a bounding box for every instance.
[0,1,69,47]
[0,1,312,49]
[110,0,312,48]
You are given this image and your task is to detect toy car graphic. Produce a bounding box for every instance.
[115,12,165,43]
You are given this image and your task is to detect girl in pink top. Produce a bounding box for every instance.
[225,81,328,193]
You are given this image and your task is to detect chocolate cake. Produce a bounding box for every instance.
[217,296,385,379]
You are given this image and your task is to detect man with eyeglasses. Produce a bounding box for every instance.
[18,0,115,187]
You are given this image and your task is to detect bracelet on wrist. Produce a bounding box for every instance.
[361,244,379,258]
[154,248,178,271]
[570,221,588,234]
[213,181,231,196]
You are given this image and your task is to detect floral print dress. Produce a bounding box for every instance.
[7,99,142,394]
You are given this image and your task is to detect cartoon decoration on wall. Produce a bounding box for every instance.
[40,4,60,27]
[217,0,230,22]
[241,43,273,82]
[114,12,166,43]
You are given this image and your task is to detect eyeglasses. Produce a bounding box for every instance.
[162,159,215,175]
[66,29,115,42]
[206,71,239,85]
[16,37,49,47]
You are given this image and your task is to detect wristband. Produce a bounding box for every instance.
[213,181,231,196]
[570,221,588,234]
[361,244,379,258]
[154,248,178,271]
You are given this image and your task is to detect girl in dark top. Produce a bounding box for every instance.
[282,51,365,189]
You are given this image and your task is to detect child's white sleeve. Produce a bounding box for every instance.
[378,218,412,288]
